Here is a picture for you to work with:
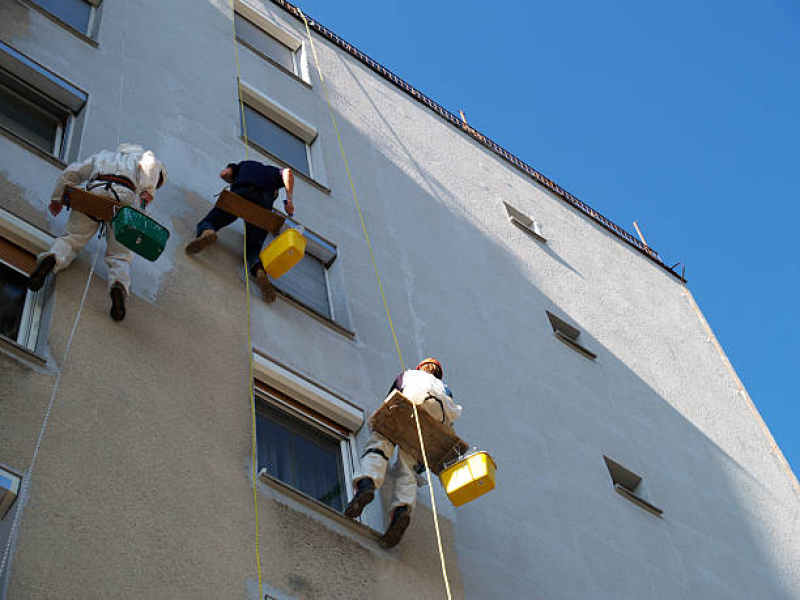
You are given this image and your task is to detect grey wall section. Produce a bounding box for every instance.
[0,0,798,599]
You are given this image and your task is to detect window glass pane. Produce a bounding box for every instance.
[273,251,330,318]
[0,83,60,154]
[243,105,309,176]
[235,14,295,73]
[29,0,92,34]
[256,402,346,511]
[0,263,29,342]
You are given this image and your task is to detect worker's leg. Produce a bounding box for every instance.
[185,207,236,254]
[379,448,417,548]
[105,189,136,321]
[245,223,277,303]
[30,211,100,291]
[344,432,394,518]
[390,449,418,513]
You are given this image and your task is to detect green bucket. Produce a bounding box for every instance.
[111,205,170,261]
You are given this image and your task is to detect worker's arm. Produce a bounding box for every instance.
[49,155,96,216]
[388,373,404,396]
[137,150,160,206]
[282,168,294,216]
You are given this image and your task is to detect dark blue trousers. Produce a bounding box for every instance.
[197,184,275,276]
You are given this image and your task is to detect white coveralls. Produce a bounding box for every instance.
[43,144,163,294]
[355,369,463,512]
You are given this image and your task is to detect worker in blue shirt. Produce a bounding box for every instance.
[186,160,295,302]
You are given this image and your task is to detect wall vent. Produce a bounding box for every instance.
[545,311,597,360]
[603,456,662,517]
[503,201,546,243]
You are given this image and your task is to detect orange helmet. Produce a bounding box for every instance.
[416,357,443,379]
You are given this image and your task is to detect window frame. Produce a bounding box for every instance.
[0,208,56,363]
[233,1,307,85]
[0,41,87,165]
[546,310,597,360]
[23,0,102,45]
[241,102,312,178]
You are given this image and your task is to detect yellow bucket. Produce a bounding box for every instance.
[439,451,497,507]
[260,229,306,278]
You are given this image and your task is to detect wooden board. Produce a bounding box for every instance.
[369,391,469,475]
[62,185,120,221]
[215,189,285,235]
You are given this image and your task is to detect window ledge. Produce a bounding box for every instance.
[554,331,597,360]
[274,288,356,339]
[241,138,331,195]
[0,334,47,368]
[615,484,663,517]
[237,39,312,89]
[510,218,547,243]
[0,126,67,169]
[258,469,382,541]
[21,1,99,48]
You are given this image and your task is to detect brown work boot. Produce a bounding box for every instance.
[109,283,126,322]
[344,478,376,519]
[379,506,411,549]
[28,255,56,291]
[185,229,217,255]
[255,269,277,303]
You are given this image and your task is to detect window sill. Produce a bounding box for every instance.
[0,126,67,169]
[258,469,382,540]
[0,334,46,368]
[554,331,597,360]
[510,218,547,244]
[21,1,99,48]
[274,288,356,339]
[615,484,663,517]
[241,137,332,195]
[237,38,312,90]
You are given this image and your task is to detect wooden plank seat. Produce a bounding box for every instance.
[215,189,285,236]
[369,390,469,475]
[62,185,121,221]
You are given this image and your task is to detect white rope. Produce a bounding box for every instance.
[0,238,104,581]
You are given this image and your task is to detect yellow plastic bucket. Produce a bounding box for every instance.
[439,451,497,507]
[260,229,306,279]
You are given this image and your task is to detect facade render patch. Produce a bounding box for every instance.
[0,0,797,599]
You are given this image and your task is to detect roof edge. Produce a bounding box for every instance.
[270,0,686,283]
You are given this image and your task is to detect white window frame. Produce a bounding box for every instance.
[25,0,102,41]
[0,41,87,162]
[0,207,55,357]
[234,0,306,80]
[239,82,316,179]
[546,310,597,360]
[504,200,546,243]
[253,352,364,506]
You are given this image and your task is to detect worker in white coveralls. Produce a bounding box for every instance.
[345,358,462,548]
[27,144,167,322]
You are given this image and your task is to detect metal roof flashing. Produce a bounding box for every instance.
[270,0,686,283]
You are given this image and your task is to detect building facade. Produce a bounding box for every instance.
[1,1,798,598]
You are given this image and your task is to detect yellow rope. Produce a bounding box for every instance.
[229,2,263,597]
[299,11,453,599]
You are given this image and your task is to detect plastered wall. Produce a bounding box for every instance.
[0,1,798,599]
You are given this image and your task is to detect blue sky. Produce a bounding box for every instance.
[296,1,799,475]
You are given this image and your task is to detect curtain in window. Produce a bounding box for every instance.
[256,402,346,511]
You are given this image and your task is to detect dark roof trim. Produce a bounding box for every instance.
[270,0,685,282]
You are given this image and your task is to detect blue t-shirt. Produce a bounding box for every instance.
[233,161,284,200]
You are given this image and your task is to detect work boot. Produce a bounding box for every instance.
[344,478,376,518]
[109,283,126,322]
[28,255,56,291]
[185,229,217,255]
[255,269,277,303]
[379,506,411,549]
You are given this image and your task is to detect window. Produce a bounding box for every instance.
[28,0,99,37]
[0,465,22,520]
[504,200,546,243]
[235,13,297,74]
[242,104,310,176]
[603,456,663,516]
[255,379,358,513]
[0,236,47,353]
[546,310,597,360]
[0,41,87,162]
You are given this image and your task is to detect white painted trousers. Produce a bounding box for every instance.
[42,186,136,293]
[355,432,418,512]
